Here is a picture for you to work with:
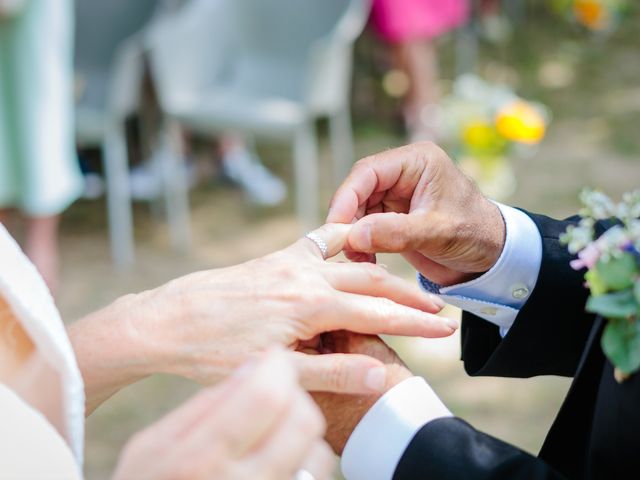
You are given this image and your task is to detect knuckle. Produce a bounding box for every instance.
[413,140,437,151]
[387,216,411,248]
[361,262,388,283]
[314,288,332,305]
[274,264,297,282]
[366,216,407,251]
[324,358,349,391]
[302,287,331,311]
[371,298,395,325]
[353,156,373,170]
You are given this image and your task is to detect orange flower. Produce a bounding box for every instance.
[573,0,610,30]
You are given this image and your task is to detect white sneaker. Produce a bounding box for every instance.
[130,148,197,201]
[82,172,105,200]
[222,146,287,206]
[130,162,162,201]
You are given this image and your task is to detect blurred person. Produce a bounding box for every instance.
[0,219,453,478]
[371,0,469,141]
[0,0,83,294]
[316,142,639,479]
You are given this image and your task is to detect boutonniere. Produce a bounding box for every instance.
[561,189,640,383]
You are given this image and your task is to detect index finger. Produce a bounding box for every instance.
[326,152,404,224]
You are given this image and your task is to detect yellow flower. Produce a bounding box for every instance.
[461,120,508,158]
[495,101,546,144]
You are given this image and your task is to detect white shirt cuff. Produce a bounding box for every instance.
[419,203,542,336]
[341,377,451,480]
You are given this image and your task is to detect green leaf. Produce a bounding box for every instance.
[586,289,637,319]
[601,318,640,374]
[596,253,636,291]
[585,268,607,296]
[634,280,640,305]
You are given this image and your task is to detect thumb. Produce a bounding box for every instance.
[291,352,387,394]
[347,212,424,253]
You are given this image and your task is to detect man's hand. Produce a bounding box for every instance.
[327,142,506,286]
[311,332,412,455]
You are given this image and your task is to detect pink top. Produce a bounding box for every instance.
[371,0,470,43]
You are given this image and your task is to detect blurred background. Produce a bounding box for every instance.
[1,0,640,477]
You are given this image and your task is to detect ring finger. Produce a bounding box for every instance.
[322,261,444,313]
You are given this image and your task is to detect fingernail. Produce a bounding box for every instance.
[446,318,459,330]
[430,294,446,309]
[365,367,387,392]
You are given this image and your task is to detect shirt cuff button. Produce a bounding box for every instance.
[479,306,498,316]
[511,284,530,299]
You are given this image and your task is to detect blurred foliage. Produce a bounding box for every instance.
[351,0,640,158]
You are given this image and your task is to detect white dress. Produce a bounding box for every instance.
[0,224,84,477]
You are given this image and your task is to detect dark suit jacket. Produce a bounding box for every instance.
[393,212,640,480]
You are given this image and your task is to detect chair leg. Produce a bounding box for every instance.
[293,122,319,229]
[160,120,191,253]
[328,105,355,186]
[103,123,135,267]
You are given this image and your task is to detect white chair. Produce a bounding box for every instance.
[148,0,371,228]
[74,0,157,266]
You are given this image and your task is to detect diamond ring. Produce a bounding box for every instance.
[305,232,329,260]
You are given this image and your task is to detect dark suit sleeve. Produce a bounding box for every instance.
[393,417,566,480]
[461,212,609,378]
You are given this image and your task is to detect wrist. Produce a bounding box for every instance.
[138,279,232,384]
[446,199,506,285]
[319,364,413,456]
[68,292,159,413]
[484,199,507,270]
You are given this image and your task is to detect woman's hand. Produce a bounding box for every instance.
[144,224,452,387]
[113,352,335,480]
[70,223,454,413]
